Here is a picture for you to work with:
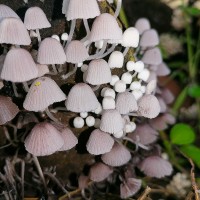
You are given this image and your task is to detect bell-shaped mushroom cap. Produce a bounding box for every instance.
[1,48,38,82]
[137,95,160,119]
[37,38,66,65]
[156,62,171,76]
[24,122,64,156]
[66,0,100,21]
[59,127,78,151]
[135,18,151,35]
[17,112,38,129]
[121,27,140,48]
[65,40,89,64]
[149,115,168,131]
[142,47,162,65]
[89,13,122,42]
[37,64,50,77]
[0,18,31,45]
[101,143,131,167]
[138,156,173,178]
[65,83,99,112]
[24,7,51,30]
[162,88,174,104]
[128,124,158,145]
[0,4,20,21]
[86,59,112,85]
[23,77,66,112]
[0,96,19,125]
[100,109,124,134]
[62,0,70,15]
[89,162,113,182]
[120,178,142,199]
[158,97,167,113]
[116,92,138,115]
[140,29,159,48]
[86,129,114,155]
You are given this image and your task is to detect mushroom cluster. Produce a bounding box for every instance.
[0,2,174,199]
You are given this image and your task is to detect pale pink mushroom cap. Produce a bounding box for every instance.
[162,88,174,104]
[142,47,162,65]
[24,122,64,156]
[140,29,159,48]
[135,18,151,35]
[116,92,138,115]
[24,7,51,30]
[59,128,78,151]
[0,4,20,21]
[86,129,114,155]
[65,83,99,112]
[1,48,38,82]
[66,0,100,21]
[158,97,167,113]
[102,143,131,167]
[0,96,19,125]
[120,178,142,199]
[100,109,124,134]
[86,59,112,85]
[128,124,158,145]
[138,156,173,178]
[0,17,31,45]
[156,62,171,76]
[89,13,122,42]
[89,162,113,182]
[36,64,50,77]
[65,40,89,64]
[137,95,160,119]
[23,77,66,112]
[37,38,66,64]
[149,115,168,131]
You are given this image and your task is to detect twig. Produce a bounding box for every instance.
[138,186,151,200]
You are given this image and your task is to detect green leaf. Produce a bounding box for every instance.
[182,6,200,16]
[180,145,200,168]
[170,123,196,145]
[188,85,200,98]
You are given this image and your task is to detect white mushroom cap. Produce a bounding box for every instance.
[89,13,122,42]
[135,18,151,35]
[140,29,159,48]
[108,51,124,69]
[132,90,143,100]
[62,0,70,15]
[86,116,95,127]
[142,47,162,65]
[0,17,31,45]
[36,64,50,77]
[102,96,116,110]
[66,0,100,21]
[104,88,116,99]
[1,48,38,82]
[80,112,88,118]
[122,27,140,48]
[126,61,135,72]
[121,72,132,84]
[100,109,124,134]
[86,59,112,85]
[23,77,66,112]
[73,117,85,128]
[110,75,120,86]
[61,32,69,41]
[138,69,150,82]
[95,40,104,49]
[133,61,144,73]
[137,94,160,118]
[130,81,141,91]
[65,40,89,64]
[37,38,66,64]
[114,80,126,93]
[24,7,51,30]
[51,35,60,42]
[0,4,20,21]
[65,83,99,113]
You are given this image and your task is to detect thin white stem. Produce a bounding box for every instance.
[23,82,29,92]
[83,19,90,36]
[32,155,47,191]
[7,123,18,142]
[132,71,137,77]
[66,19,76,46]
[62,64,78,80]
[114,0,122,18]
[97,44,117,59]
[92,85,100,91]
[52,64,58,74]
[58,64,63,73]
[21,160,25,199]
[45,107,62,125]
[123,47,129,56]
[12,82,19,97]
[36,29,41,44]
[51,107,67,113]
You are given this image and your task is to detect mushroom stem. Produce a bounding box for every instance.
[50,107,68,113]
[83,19,90,37]
[7,123,18,142]
[97,44,117,59]
[58,64,63,73]
[12,82,20,97]
[61,64,78,80]
[132,72,137,77]
[66,19,76,46]
[126,113,139,117]
[36,29,42,44]
[52,64,58,74]
[114,0,122,18]
[32,155,47,192]
[21,160,25,199]
[92,85,100,91]
[123,47,129,56]
[45,107,62,124]
[23,82,29,92]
